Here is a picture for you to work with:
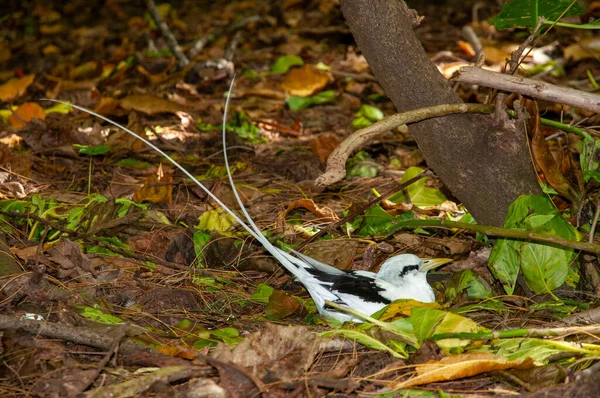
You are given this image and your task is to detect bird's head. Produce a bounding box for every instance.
[376,254,452,284]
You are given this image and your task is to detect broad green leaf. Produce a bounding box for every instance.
[270,55,304,74]
[411,307,486,354]
[410,307,446,344]
[519,243,569,294]
[388,167,446,207]
[488,194,580,294]
[286,90,336,110]
[490,0,584,31]
[488,237,521,294]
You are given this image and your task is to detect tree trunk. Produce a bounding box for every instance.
[340,0,541,226]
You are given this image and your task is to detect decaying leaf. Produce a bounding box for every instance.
[120,94,184,115]
[133,163,173,204]
[211,323,325,381]
[386,353,534,390]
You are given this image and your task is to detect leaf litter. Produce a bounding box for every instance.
[1,0,600,396]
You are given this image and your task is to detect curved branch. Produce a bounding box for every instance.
[315,103,494,187]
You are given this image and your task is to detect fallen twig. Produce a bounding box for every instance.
[0,314,150,355]
[145,0,189,68]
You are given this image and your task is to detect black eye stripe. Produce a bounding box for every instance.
[399,264,419,278]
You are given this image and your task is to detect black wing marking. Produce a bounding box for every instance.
[306,268,391,304]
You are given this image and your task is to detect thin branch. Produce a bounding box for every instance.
[315,103,494,187]
[145,0,189,68]
[454,66,600,113]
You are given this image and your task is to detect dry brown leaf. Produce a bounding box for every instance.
[133,163,173,204]
[311,133,340,163]
[564,37,600,62]
[93,97,120,115]
[120,94,184,115]
[8,102,46,128]
[0,45,11,63]
[528,101,580,203]
[0,74,35,102]
[281,65,332,97]
[211,323,323,381]
[266,289,303,319]
[388,352,534,390]
[278,198,340,224]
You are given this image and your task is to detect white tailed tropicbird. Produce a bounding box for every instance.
[43,78,451,323]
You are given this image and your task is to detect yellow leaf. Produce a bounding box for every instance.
[379,300,440,321]
[8,102,46,128]
[0,74,35,102]
[281,65,332,97]
[388,353,534,390]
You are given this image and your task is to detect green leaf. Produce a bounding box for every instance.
[250,284,274,304]
[211,327,243,345]
[487,338,600,365]
[74,144,111,156]
[445,270,493,301]
[117,158,151,170]
[411,307,486,354]
[351,116,373,128]
[286,90,336,110]
[320,329,408,358]
[196,208,236,232]
[489,0,584,31]
[354,205,414,236]
[77,305,123,324]
[488,194,580,295]
[357,104,384,122]
[270,55,304,74]
[410,307,446,344]
[388,167,446,207]
[345,150,378,178]
[580,135,600,183]
[519,242,569,294]
[226,111,265,143]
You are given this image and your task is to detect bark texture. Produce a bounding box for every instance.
[340,0,541,226]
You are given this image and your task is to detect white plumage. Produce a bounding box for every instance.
[48,79,451,323]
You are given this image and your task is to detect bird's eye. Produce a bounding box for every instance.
[398,264,419,278]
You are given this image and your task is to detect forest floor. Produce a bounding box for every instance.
[1,0,600,397]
